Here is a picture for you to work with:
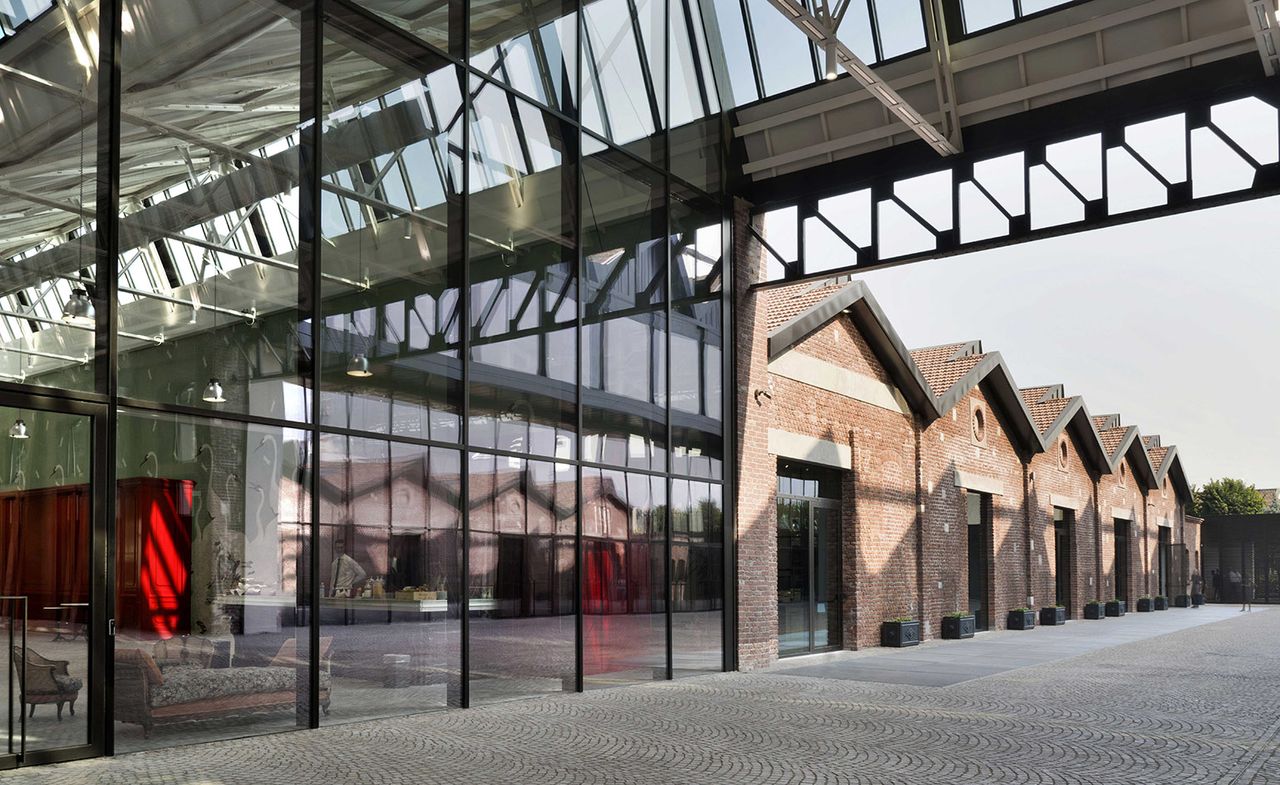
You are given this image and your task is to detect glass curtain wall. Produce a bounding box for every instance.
[0,0,729,763]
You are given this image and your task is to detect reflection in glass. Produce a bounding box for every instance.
[670,190,723,480]
[584,470,666,687]
[116,0,306,420]
[469,81,578,459]
[672,481,723,672]
[114,410,310,751]
[319,36,464,443]
[468,453,576,703]
[471,0,577,113]
[582,150,667,472]
[0,408,92,754]
[0,1,98,393]
[318,437,460,722]
[581,0,665,161]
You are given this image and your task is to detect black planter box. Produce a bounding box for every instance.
[1084,603,1106,620]
[1174,595,1191,607]
[1192,593,1205,607]
[882,620,920,648]
[1136,598,1153,612]
[1154,596,1168,610]
[941,614,976,640]
[1007,609,1036,630]
[1039,606,1067,626]
[1106,600,1126,617]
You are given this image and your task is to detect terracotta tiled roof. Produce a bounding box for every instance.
[1147,446,1169,473]
[1092,415,1111,431]
[1026,396,1070,436]
[909,343,982,397]
[1020,386,1054,407]
[765,280,850,331]
[1099,427,1128,456]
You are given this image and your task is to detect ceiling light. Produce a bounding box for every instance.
[825,42,838,80]
[202,378,226,404]
[62,287,95,326]
[346,353,372,378]
[8,419,28,440]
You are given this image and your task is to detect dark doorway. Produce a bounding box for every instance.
[1114,520,1130,603]
[1158,526,1172,598]
[967,493,990,631]
[776,463,842,656]
[1053,508,1073,614]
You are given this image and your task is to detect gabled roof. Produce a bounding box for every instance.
[1092,416,1160,490]
[1021,386,1110,474]
[908,341,1042,458]
[1143,435,1193,504]
[766,278,937,419]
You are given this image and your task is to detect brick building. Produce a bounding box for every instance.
[735,273,1199,669]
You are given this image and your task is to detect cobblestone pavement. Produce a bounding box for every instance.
[5,607,1279,785]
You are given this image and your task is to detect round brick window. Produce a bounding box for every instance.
[1058,438,1069,468]
[972,406,986,444]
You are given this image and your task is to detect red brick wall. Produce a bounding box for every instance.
[734,199,779,670]
[919,385,1028,635]
[1027,429,1099,619]
[1094,456,1144,605]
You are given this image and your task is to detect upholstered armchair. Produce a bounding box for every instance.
[12,646,83,721]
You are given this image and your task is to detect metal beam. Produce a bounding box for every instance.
[763,0,959,155]
[1245,0,1280,76]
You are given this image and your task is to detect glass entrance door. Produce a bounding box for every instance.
[967,493,990,631]
[776,497,841,656]
[1114,520,1129,603]
[0,404,96,768]
[1054,508,1072,614]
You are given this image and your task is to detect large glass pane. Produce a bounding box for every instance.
[114,410,310,751]
[349,0,456,54]
[468,453,576,703]
[581,0,666,163]
[468,81,578,459]
[673,481,722,671]
[0,0,99,393]
[776,496,809,656]
[704,0,759,107]
[116,1,307,421]
[581,150,667,472]
[744,0,815,97]
[319,32,464,444]
[471,0,577,113]
[584,469,666,687]
[318,437,460,723]
[871,0,926,60]
[0,407,92,754]
[670,189,723,480]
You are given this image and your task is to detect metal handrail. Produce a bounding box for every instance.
[1,596,26,763]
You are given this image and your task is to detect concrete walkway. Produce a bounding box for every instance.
[2,604,1277,785]
[770,604,1253,687]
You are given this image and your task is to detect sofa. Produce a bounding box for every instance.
[114,636,331,737]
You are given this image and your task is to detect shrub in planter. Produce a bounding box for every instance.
[1136,596,1154,612]
[1084,601,1106,620]
[1040,606,1067,626]
[1154,595,1168,610]
[1192,593,1205,607]
[1174,595,1191,607]
[1007,607,1036,630]
[882,618,921,648]
[941,612,976,640]
[1105,599,1126,617]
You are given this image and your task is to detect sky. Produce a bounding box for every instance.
[850,195,1280,490]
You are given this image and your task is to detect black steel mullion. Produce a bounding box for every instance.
[300,0,324,733]
[579,23,616,142]
[678,0,713,117]
[865,0,884,65]
[459,22,473,709]
[737,0,767,101]
[93,0,123,760]
[574,3,586,691]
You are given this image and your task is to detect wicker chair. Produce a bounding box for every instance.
[11,645,82,721]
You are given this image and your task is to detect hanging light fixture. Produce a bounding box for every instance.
[8,418,28,440]
[346,353,372,378]
[62,287,95,326]
[202,378,226,404]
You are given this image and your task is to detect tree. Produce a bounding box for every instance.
[1190,478,1266,517]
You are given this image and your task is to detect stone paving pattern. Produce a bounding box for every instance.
[5,607,1279,784]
